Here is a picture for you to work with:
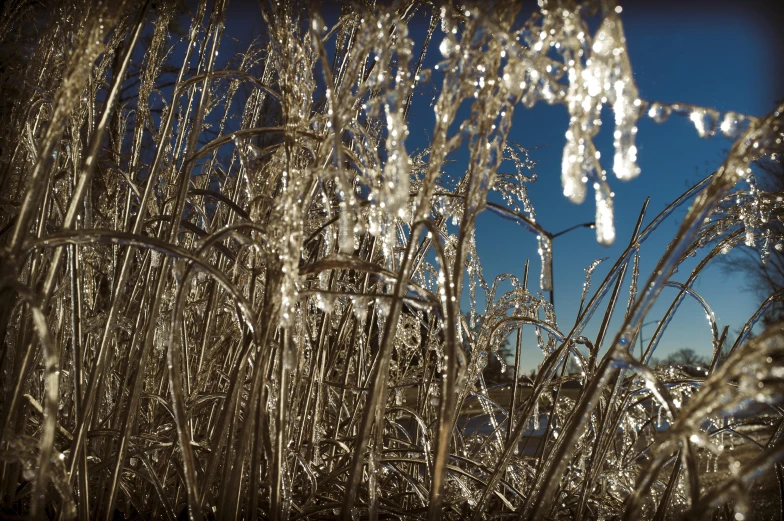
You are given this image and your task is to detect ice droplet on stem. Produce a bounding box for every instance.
[647,102,670,123]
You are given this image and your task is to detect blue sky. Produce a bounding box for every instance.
[222,2,782,371]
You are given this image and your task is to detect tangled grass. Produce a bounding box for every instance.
[1,1,783,519]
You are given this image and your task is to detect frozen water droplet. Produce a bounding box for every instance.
[439,37,458,58]
[647,102,670,123]
[720,111,744,139]
[689,108,718,138]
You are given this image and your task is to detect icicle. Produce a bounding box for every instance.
[559,11,640,236]
[562,129,587,203]
[612,127,640,181]
[595,15,642,181]
[594,182,615,245]
[537,235,553,291]
[610,53,641,180]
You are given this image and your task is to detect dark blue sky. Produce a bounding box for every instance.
[222,1,782,370]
